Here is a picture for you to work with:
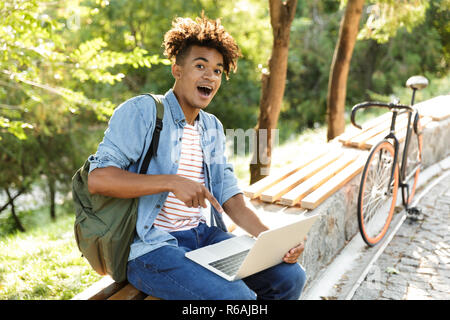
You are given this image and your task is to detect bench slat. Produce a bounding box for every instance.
[348,114,408,149]
[71,276,127,300]
[337,112,391,144]
[243,148,329,199]
[279,152,358,206]
[144,295,163,300]
[260,149,344,203]
[301,155,366,209]
[107,283,147,300]
[363,115,432,150]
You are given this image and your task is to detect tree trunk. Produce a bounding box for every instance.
[326,0,365,141]
[249,0,297,184]
[48,177,56,221]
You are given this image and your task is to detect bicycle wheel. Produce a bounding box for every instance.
[401,114,423,206]
[358,140,399,246]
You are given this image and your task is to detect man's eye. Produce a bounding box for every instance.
[196,64,204,69]
[215,69,223,75]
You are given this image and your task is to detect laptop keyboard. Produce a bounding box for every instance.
[208,249,250,277]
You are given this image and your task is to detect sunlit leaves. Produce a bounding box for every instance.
[0,117,33,140]
[219,0,272,69]
[358,0,430,43]
[338,0,430,43]
[0,0,168,142]
[0,0,172,220]
[69,38,168,84]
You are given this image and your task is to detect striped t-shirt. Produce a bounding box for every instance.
[154,121,207,232]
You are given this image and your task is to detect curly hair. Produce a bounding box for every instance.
[163,15,241,79]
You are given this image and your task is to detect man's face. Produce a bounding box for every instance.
[172,45,224,110]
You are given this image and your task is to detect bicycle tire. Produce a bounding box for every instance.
[401,114,423,206]
[358,140,399,246]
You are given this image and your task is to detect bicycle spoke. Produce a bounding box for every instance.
[363,184,389,224]
[363,196,385,223]
[359,141,397,243]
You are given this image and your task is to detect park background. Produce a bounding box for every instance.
[0,0,448,299]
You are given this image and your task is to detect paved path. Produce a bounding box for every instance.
[352,174,450,300]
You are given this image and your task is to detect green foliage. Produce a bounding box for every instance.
[0,0,169,231]
[0,0,168,135]
[368,73,450,106]
[358,0,429,43]
[281,0,341,133]
[204,0,272,129]
[70,37,169,84]
[280,0,449,136]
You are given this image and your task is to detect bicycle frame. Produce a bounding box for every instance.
[351,101,421,208]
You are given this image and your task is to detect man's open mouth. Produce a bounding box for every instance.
[197,85,213,97]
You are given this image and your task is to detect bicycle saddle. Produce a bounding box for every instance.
[406,75,429,90]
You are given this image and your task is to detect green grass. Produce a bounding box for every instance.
[0,205,102,300]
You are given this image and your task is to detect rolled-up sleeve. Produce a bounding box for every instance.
[88,96,155,173]
[214,118,242,205]
[221,161,242,205]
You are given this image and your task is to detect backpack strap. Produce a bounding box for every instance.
[139,94,164,174]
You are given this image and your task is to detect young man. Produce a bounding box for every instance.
[87,16,306,300]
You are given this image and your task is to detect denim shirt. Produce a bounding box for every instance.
[88,89,242,260]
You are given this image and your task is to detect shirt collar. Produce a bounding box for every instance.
[165,89,185,125]
[164,88,206,131]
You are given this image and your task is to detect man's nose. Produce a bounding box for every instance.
[203,68,217,80]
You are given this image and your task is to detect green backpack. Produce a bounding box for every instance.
[72,94,164,283]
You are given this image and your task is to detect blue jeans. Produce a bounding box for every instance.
[127,223,306,300]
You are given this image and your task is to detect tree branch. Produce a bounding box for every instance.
[5,188,26,232]
[0,188,25,214]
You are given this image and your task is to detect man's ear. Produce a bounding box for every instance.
[171,63,182,79]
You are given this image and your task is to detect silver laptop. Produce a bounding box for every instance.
[185,214,319,281]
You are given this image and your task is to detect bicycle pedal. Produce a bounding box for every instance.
[406,207,424,222]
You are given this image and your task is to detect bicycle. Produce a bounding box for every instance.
[350,75,429,246]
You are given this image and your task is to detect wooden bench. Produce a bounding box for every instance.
[243,110,437,210]
[71,276,161,300]
[244,142,368,209]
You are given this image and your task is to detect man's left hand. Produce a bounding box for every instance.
[283,237,306,264]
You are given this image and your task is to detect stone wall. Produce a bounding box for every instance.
[421,117,450,168]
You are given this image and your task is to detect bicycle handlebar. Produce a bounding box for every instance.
[350,101,414,129]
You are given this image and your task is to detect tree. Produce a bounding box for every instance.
[326,0,430,141]
[326,0,365,141]
[0,0,167,230]
[249,0,297,184]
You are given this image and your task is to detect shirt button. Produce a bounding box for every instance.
[156,204,161,208]
[144,225,149,229]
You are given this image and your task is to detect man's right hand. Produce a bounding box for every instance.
[169,175,224,213]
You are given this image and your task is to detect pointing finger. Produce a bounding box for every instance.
[204,189,224,213]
